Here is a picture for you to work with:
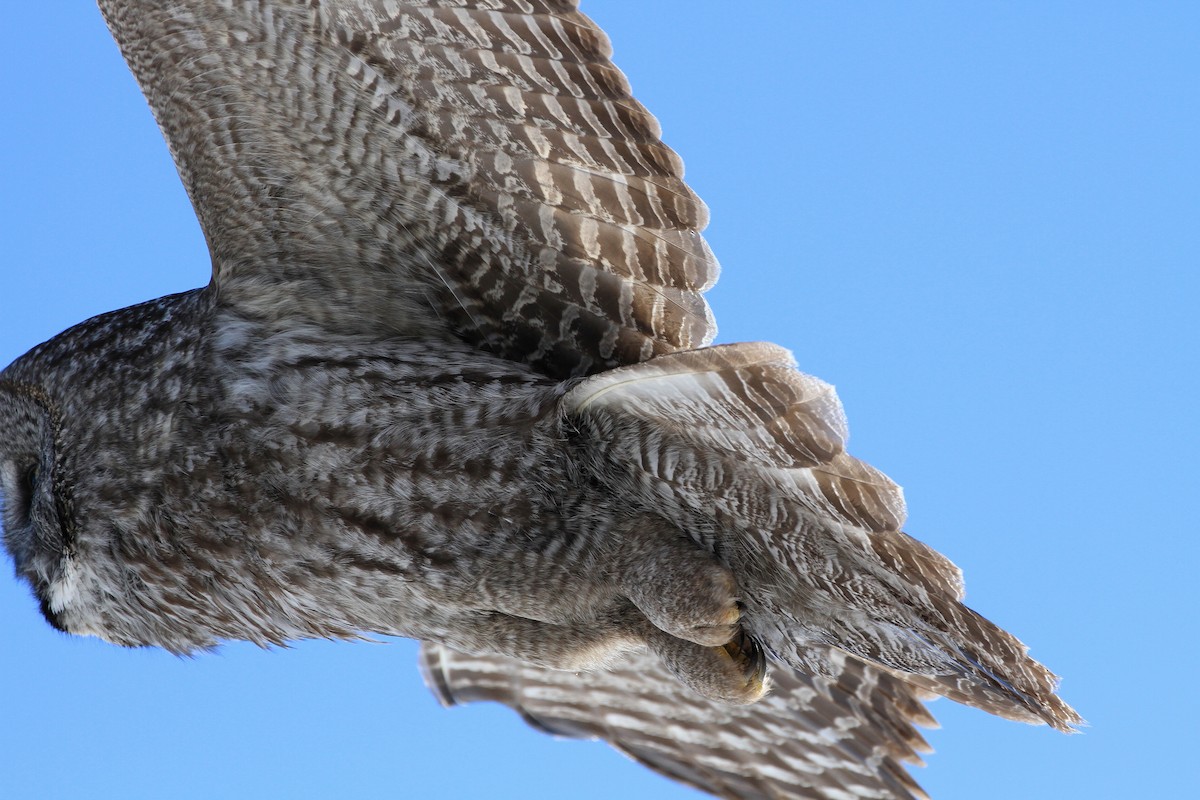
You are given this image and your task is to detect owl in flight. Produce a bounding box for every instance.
[0,2,1079,798]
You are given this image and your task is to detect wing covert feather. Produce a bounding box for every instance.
[564,342,907,533]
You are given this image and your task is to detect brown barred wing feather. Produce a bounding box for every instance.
[420,642,935,800]
[98,0,717,378]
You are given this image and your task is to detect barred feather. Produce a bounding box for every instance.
[99,0,717,378]
[421,642,935,800]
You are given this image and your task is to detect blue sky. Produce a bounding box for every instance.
[1,3,1196,798]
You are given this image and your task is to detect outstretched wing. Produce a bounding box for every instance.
[98,0,717,378]
[420,642,936,800]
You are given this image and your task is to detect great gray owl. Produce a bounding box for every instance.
[0,2,1080,798]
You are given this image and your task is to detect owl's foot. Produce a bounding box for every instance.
[620,545,741,647]
[648,626,769,705]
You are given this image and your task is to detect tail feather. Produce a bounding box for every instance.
[565,342,1080,731]
[868,528,965,602]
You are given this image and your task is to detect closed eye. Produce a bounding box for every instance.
[6,463,38,525]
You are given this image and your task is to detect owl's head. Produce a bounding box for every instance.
[0,355,117,643]
[0,291,207,649]
[0,378,74,632]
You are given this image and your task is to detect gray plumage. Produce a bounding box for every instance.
[0,2,1079,799]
